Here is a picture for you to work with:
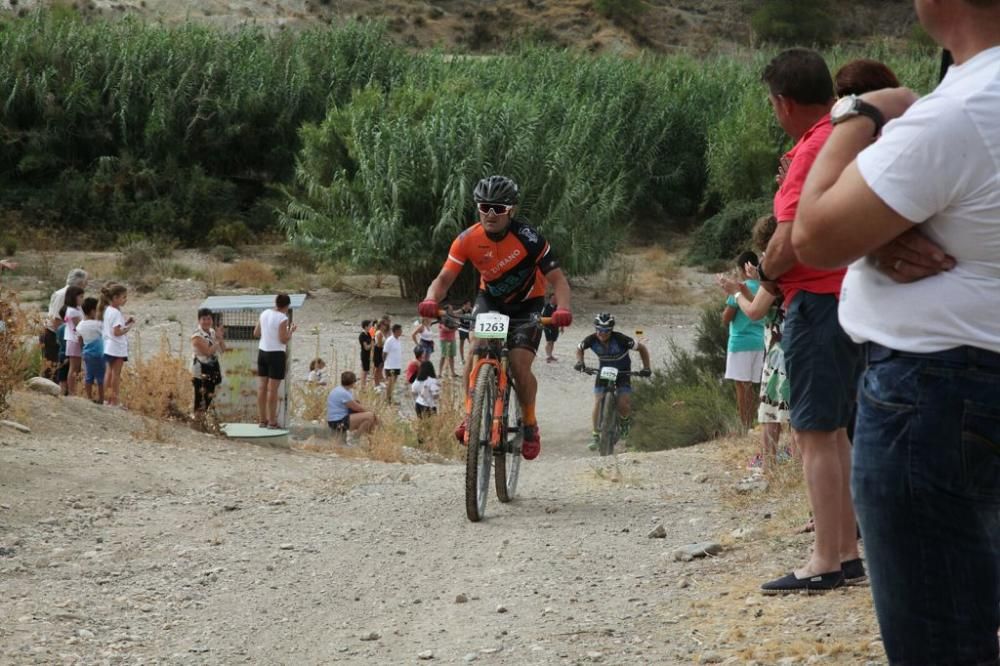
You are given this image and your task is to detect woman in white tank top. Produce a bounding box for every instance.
[253,294,297,428]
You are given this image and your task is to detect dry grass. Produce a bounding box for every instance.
[222,259,276,289]
[631,245,704,306]
[678,430,883,661]
[293,378,466,464]
[0,289,40,415]
[120,331,193,441]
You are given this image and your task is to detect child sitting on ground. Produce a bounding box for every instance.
[307,358,328,385]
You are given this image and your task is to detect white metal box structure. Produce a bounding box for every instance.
[198,294,307,427]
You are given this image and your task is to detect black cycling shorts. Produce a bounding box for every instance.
[471,293,544,353]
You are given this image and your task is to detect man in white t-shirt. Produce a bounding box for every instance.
[793,2,1000,662]
[382,323,403,404]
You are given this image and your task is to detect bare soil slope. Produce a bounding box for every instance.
[14,0,918,55]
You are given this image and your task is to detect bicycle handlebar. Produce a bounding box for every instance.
[435,310,553,328]
[578,365,650,377]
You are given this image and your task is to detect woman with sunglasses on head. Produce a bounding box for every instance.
[418,175,573,461]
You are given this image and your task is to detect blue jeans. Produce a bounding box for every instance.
[853,343,1000,665]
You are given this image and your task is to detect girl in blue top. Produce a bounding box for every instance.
[720,251,766,432]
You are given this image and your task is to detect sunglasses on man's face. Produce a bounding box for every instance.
[478,203,513,215]
[595,327,612,334]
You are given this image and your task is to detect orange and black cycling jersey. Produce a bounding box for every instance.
[442,219,559,304]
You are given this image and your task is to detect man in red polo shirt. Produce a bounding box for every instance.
[755,49,863,595]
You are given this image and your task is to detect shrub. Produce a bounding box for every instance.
[687,200,770,267]
[206,220,254,248]
[210,245,239,263]
[116,237,177,292]
[751,0,836,46]
[629,304,735,451]
[222,259,276,288]
[593,0,646,23]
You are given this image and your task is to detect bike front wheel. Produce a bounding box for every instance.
[465,364,496,522]
[495,382,522,503]
[598,390,618,456]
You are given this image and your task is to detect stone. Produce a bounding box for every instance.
[77,629,95,639]
[693,473,708,483]
[454,593,468,604]
[417,650,434,660]
[278,543,295,550]
[0,420,30,433]
[463,653,478,662]
[700,652,724,664]
[496,605,508,614]
[647,524,666,539]
[672,542,723,562]
[360,632,380,641]
[586,652,604,662]
[26,377,60,396]
[735,478,769,494]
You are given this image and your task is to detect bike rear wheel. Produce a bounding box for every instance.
[598,391,618,456]
[465,365,496,522]
[495,383,522,503]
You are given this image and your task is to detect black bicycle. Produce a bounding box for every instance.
[579,364,647,456]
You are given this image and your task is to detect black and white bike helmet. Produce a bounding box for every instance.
[593,313,615,329]
[473,175,519,204]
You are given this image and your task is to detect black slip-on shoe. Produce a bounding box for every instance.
[761,570,844,596]
[842,558,868,586]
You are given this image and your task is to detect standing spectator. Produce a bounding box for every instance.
[383,323,403,404]
[755,49,862,595]
[191,307,225,418]
[358,320,373,385]
[100,283,133,408]
[794,2,1000,660]
[77,297,105,404]
[457,300,473,359]
[411,317,435,362]
[62,285,85,396]
[541,295,560,363]
[834,58,900,99]
[411,360,441,417]
[719,251,765,433]
[327,371,375,436]
[253,293,296,428]
[44,268,87,381]
[372,317,389,387]
[438,308,459,378]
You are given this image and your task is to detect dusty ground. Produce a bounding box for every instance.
[0,250,887,664]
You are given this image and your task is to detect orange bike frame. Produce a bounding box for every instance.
[464,353,509,449]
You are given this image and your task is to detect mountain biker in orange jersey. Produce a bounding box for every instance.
[419,176,573,460]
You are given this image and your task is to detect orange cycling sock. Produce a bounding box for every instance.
[523,403,537,426]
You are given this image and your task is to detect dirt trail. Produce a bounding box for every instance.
[0,286,885,664]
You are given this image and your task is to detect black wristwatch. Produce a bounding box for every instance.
[830,94,886,138]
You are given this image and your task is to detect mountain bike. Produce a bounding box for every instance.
[580,364,647,456]
[443,310,550,522]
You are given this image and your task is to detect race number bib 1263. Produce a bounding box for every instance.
[474,312,510,339]
[600,366,619,381]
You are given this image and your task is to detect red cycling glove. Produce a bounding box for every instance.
[417,299,439,318]
[551,309,573,328]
